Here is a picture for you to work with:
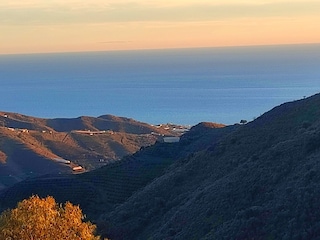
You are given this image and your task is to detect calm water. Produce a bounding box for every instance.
[0,44,319,125]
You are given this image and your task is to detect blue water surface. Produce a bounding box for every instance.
[0,44,319,125]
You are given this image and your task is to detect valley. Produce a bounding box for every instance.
[0,112,185,190]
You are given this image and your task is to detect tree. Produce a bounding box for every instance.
[0,195,100,240]
[240,119,247,125]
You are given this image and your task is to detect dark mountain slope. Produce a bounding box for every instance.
[0,143,183,217]
[3,94,320,239]
[0,121,233,219]
[98,93,320,240]
[179,122,233,156]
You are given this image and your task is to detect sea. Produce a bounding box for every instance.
[0,44,319,126]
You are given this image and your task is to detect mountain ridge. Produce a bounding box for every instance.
[0,112,181,190]
[98,93,320,239]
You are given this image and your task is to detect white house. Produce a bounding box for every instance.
[163,136,180,143]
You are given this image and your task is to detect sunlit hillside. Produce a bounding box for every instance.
[0,112,179,190]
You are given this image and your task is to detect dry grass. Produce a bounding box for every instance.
[0,112,182,190]
[0,150,6,163]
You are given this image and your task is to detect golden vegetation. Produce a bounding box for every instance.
[0,150,6,163]
[0,195,100,240]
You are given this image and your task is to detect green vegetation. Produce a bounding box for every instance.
[0,195,100,240]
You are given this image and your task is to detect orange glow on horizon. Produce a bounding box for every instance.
[0,1,320,54]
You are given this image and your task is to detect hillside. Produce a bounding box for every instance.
[0,112,177,190]
[97,93,320,239]
[0,121,230,217]
[2,93,320,239]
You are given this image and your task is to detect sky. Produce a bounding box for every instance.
[0,0,320,54]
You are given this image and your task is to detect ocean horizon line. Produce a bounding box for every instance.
[1,42,320,57]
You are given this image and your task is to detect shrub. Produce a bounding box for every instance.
[0,195,100,240]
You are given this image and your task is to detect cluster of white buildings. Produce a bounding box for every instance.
[6,127,29,133]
